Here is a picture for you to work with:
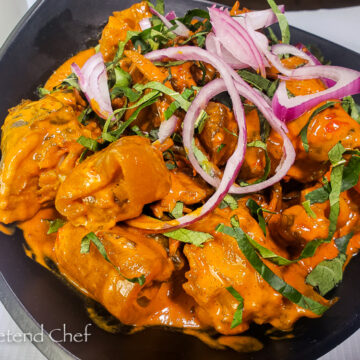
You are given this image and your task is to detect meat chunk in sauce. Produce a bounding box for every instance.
[182,203,323,334]
[55,136,171,229]
[55,223,174,324]
[0,90,100,223]
[99,2,152,62]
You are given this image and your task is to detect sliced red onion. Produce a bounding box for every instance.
[209,6,266,76]
[273,65,360,121]
[165,11,176,21]
[129,46,248,230]
[295,43,335,88]
[149,7,190,37]
[158,115,179,143]
[233,5,285,30]
[206,33,248,69]
[139,17,152,31]
[182,77,295,194]
[71,53,114,120]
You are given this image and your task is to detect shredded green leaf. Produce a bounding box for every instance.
[171,201,184,219]
[302,200,317,219]
[194,110,208,134]
[77,136,99,152]
[305,155,360,204]
[306,254,346,296]
[306,233,352,297]
[342,96,360,124]
[226,286,244,328]
[300,101,338,152]
[134,81,191,111]
[47,219,65,234]
[267,0,290,44]
[246,198,268,235]
[164,228,213,247]
[217,219,328,315]
[80,232,145,285]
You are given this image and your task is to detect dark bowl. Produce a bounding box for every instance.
[1,1,360,359]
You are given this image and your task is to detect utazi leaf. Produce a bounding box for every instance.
[80,232,145,285]
[226,286,244,329]
[77,136,99,152]
[164,228,213,247]
[47,219,65,234]
[216,219,328,315]
[267,0,290,44]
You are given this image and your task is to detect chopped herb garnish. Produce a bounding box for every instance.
[306,233,353,296]
[226,286,244,328]
[192,141,214,176]
[219,194,238,210]
[216,218,328,315]
[80,232,145,285]
[170,201,184,219]
[46,219,65,234]
[246,198,274,236]
[164,228,213,247]
[300,101,338,152]
[267,27,279,44]
[239,141,271,186]
[326,142,346,241]
[302,200,317,219]
[194,110,208,134]
[267,0,290,44]
[342,96,360,124]
[77,136,99,152]
[306,155,360,204]
[37,87,50,98]
[216,143,226,153]
[134,81,191,111]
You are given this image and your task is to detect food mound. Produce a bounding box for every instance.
[2,0,360,352]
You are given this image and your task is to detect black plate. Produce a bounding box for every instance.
[1,1,360,359]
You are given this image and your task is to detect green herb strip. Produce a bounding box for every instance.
[267,0,290,44]
[302,200,317,219]
[326,143,346,241]
[194,110,208,134]
[192,141,216,176]
[81,232,145,285]
[246,198,275,236]
[47,219,65,234]
[77,136,99,152]
[239,141,271,186]
[134,81,191,111]
[226,286,244,328]
[305,155,360,204]
[306,232,353,296]
[217,219,328,315]
[170,201,184,219]
[300,101,338,153]
[342,96,360,124]
[164,228,213,247]
[164,88,194,120]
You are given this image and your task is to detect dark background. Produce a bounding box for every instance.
[221,0,360,10]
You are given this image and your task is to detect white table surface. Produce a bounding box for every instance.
[1,2,360,359]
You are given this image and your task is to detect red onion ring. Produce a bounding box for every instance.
[165,11,176,21]
[128,46,248,230]
[158,115,179,143]
[273,65,360,121]
[205,32,248,69]
[139,17,152,31]
[234,5,285,30]
[71,53,114,120]
[209,6,266,76]
[149,7,190,37]
[295,43,335,88]
[182,77,295,194]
